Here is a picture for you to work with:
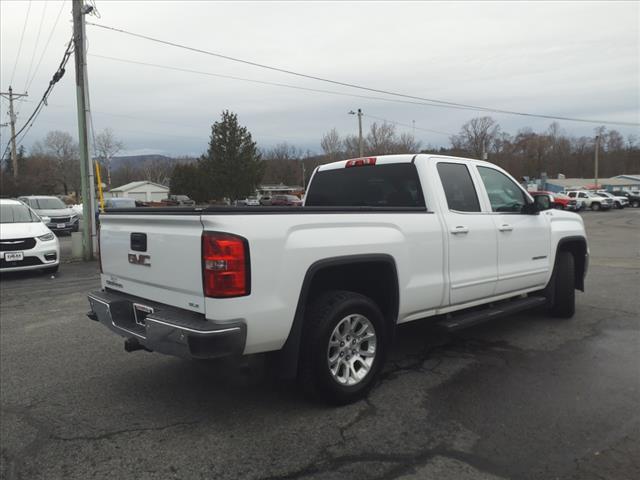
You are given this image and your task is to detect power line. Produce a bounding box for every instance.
[25,0,67,93]
[9,0,32,87]
[363,113,453,137]
[23,1,48,92]
[1,38,74,162]
[89,53,481,113]
[86,21,639,127]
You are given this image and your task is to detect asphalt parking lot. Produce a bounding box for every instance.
[1,209,639,480]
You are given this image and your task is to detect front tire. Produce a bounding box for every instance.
[591,202,601,211]
[632,200,640,208]
[298,290,387,405]
[548,251,575,318]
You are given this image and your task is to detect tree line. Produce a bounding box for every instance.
[1,111,638,202]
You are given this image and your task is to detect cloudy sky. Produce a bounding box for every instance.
[1,1,638,157]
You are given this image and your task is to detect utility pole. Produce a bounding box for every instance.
[0,87,28,177]
[594,135,600,189]
[72,0,96,261]
[348,108,364,157]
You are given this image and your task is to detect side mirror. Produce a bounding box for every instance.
[533,195,552,212]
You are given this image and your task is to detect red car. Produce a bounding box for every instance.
[531,191,580,211]
[271,194,302,206]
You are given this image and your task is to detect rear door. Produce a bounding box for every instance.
[435,161,498,305]
[475,166,551,294]
[99,213,205,313]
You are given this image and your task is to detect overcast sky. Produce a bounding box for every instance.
[1,0,638,157]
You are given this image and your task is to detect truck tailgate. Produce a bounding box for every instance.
[99,214,205,313]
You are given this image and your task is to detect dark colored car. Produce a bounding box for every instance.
[270,195,302,206]
[610,190,640,208]
[162,195,196,206]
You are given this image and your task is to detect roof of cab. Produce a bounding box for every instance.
[0,199,23,205]
[315,153,499,172]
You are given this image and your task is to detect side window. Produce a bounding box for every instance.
[567,192,576,198]
[477,167,528,213]
[436,163,481,212]
[579,193,587,198]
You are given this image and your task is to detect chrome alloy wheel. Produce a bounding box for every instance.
[327,314,377,386]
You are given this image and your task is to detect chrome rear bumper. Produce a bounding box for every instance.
[87,289,245,359]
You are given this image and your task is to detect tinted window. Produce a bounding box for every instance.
[478,166,528,213]
[30,197,66,209]
[0,204,40,223]
[436,163,480,212]
[305,163,425,207]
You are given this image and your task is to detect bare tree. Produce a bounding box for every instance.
[94,128,124,189]
[140,158,173,186]
[32,131,80,196]
[396,132,421,154]
[451,116,501,159]
[320,128,343,162]
[366,122,396,155]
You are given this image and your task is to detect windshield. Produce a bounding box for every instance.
[0,204,40,223]
[30,197,66,209]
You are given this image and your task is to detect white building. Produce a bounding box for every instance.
[108,181,169,202]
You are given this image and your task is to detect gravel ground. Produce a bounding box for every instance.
[1,208,638,480]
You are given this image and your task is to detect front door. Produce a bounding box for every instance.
[476,166,551,294]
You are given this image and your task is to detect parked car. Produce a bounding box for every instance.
[162,195,196,206]
[245,196,260,206]
[565,190,612,211]
[0,199,60,274]
[271,194,302,206]
[104,198,137,209]
[18,195,80,233]
[530,191,580,211]
[595,191,628,209]
[259,195,272,206]
[88,154,588,404]
[610,190,640,208]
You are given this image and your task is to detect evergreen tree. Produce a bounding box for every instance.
[201,110,264,200]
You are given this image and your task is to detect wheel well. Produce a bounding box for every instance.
[276,255,399,379]
[306,261,399,327]
[558,239,587,291]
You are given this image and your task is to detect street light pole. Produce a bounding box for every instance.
[594,135,600,189]
[349,108,364,157]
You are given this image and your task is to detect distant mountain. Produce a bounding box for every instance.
[110,155,197,171]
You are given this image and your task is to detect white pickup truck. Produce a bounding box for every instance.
[88,154,588,404]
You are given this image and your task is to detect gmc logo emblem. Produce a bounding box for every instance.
[128,253,151,267]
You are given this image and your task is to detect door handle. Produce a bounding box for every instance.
[450,225,469,234]
[498,224,513,232]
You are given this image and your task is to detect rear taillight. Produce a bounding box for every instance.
[202,232,250,298]
[345,157,376,168]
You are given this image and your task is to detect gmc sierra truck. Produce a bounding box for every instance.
[87,154,588,404]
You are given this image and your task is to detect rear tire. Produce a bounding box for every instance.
[548,251,575,318]
[298,290,387,405]
[632,200,640,208]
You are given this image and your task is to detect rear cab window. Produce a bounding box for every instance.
[436,163,481,212]
[305,163,425,207]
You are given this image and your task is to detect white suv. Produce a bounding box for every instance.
[596,191,629,209]
[0,199,60,273]
[566,190,613,211]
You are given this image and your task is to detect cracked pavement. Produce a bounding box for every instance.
[1,209,639,479]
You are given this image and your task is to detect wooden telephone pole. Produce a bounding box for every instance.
[72,0,96,260]
[0,87,28,177]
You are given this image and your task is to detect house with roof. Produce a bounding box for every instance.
[107,181,169,202]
